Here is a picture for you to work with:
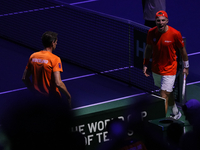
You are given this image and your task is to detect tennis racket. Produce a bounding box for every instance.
[182,73,186,100]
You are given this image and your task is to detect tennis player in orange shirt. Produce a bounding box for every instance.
[143,11,189,119]
[22,31,71,107]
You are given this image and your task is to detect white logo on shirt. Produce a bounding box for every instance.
[165,40,172,43]
[32,58,48,64]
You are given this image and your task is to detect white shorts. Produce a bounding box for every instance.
[152,73,176,92]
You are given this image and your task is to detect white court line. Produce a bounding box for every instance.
[0,63,199,95]
[0,51,199,95]
[54,0,69,4]
[184,52,200,85]
[1,79,199,95]
[187,81,200,86]
[0,66,132,95]
[0,0,98,17]
[72,92,146,110]
[0,87,27,95]
[0,5,64,17]
[70,0,98,5]
[62,73,97,81]
[0,74,95,95]
[188,51,200,56]
[55,0,98,5]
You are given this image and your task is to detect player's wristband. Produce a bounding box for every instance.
[143,58,149,66]
[183,60,189,68]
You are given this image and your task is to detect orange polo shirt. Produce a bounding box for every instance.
[26,50,63,97]
[147,26,184,75]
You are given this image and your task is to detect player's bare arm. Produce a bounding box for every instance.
[179,46,189,76]
[22,69,34,91]
[143,44,152,77]
[54,71,71,105]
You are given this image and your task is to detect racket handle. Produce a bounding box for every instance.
[182,73,186,100]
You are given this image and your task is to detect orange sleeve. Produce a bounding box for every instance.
[52,57,63,72]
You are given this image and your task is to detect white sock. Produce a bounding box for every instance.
[172,103,179,115]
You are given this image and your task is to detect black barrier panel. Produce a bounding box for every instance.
[72,94,166,150]
[0,1,184,103]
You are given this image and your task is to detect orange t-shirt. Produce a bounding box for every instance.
[26,50,63,97]
[147,26,184,75]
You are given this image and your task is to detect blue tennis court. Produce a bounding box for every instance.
[49,0,200,83]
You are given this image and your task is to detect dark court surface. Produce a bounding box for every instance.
[0,37,145,109]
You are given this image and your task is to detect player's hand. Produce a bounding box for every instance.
[143,65,150,77]
[183,68,189,77]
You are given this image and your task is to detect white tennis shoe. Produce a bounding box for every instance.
[170,111,182,120]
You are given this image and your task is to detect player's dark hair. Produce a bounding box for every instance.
[41,31,58,48]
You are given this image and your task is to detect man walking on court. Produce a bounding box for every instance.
[22,31,71,106]
[143,10,189,119]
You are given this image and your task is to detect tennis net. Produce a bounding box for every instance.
[0,0,184,103]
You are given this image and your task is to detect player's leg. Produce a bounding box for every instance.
[152,73,168,113]
[160,75,181,119]
[168,92,179,115]
[160,90,170,114]
[160,90,178,115]
[168,92,182,119]
[160,75,175,115]
[152,73,179,116]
